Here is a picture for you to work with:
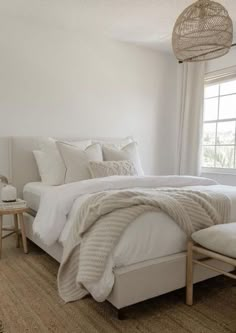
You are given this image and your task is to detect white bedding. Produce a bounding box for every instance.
[23,181,188,255]
[32,175,236,301]
[33,176,219,244]
[23,182,53,212]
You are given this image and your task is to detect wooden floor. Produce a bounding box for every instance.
[1,231,43,259]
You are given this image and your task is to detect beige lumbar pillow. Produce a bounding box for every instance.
[57,142,103,183]
[191,222,236,259]
[102,142,144,176]
[89,160,138,178]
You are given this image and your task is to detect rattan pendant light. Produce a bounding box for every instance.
[172,0,234,63]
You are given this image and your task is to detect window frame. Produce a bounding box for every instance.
[201,66,236,175]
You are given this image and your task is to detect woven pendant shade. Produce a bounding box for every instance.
[172,0,233,62]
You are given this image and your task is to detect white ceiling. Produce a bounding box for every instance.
[1,0,236,52]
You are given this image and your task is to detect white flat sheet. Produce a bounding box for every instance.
[23,182,53,212]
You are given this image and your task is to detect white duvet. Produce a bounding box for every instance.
[33,175,236,301]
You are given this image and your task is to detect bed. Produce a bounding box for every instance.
[0,137,235,317]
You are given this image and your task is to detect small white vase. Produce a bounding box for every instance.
[1,185,17,202]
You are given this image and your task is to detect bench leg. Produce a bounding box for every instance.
[186,240,193,305]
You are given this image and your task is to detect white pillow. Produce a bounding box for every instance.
[39,137,91,152]
[57,142,103,183]
[33,150,66,185]
[93,137,133,149]
[34,137,91,185]
[89,160,138,178]
[102,142,144,176]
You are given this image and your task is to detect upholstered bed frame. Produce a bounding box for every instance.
[0,137,234,314]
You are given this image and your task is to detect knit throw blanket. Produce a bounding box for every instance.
[58,189,231,302]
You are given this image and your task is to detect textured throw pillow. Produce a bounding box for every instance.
[102,142,144,176]
[57,142,103,183]
[34,137,91,185]
[89,160,138,178]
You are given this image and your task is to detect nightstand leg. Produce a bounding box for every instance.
[14,214,20,248]
[18,213,28,254]
[0,216,2,259]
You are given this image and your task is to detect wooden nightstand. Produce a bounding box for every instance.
[0,206,29,258]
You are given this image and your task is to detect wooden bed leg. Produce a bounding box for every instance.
[186,240,193,306]
[117,308,126,320]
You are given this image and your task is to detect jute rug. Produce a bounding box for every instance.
[0,246,236,332]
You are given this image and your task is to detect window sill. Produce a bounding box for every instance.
[201,167,236,176]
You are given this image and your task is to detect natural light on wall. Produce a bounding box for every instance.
[202,77,236,171]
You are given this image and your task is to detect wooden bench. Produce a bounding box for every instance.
[186,223,236,305]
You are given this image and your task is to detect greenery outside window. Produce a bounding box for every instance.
[202,73,236,173]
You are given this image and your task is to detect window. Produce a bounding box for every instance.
[202,77,236,172]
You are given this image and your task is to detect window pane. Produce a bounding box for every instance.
[202,146,215,167]
[220,80,236,95]
[204,98,218,121]
[203,123,216,145]
[205,84,219,98]
[217,121,235,144]
[219,95,236,119]
[215,146,234,168]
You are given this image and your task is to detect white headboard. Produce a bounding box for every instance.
[0,136,131,198]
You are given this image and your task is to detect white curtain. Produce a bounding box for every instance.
[176,62,206,176]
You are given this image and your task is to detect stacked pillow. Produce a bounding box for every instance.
[33,138,92,185]
[102,141,143,176]
[57,142,103,183]
[33,137,144,185]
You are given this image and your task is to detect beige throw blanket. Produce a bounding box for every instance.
[58,189,230,302]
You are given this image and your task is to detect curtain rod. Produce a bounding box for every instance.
[178,43,236,64]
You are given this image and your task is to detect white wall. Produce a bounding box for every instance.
[206,47,236,73]
[0,8,178,176]
[202,47,236,185]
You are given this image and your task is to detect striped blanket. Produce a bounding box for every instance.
[58,188,230,302]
